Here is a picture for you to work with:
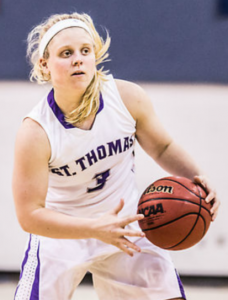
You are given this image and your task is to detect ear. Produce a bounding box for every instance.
[39,58,50,75]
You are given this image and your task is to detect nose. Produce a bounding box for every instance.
[72,54,83,66]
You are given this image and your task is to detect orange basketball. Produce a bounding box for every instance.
[137,176,212,250]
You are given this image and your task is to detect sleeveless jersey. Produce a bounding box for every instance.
[26,75,139,219]
[16,76,185,299]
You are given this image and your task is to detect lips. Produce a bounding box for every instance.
[71,71,85,76]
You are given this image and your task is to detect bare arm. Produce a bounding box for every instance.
[12,118,144,256]
[116,79,220,220]
[12,118,91,239]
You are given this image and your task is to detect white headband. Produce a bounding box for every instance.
[39,19,93,58]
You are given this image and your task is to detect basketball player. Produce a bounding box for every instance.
[13,12,220,300]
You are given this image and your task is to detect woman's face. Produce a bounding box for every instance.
[42,27,96,93]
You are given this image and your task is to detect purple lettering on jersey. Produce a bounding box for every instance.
[107,139,122,156]
[50,135,135,177]
[59,165,72,176]
[75,157,87,171]
[97,145,107,160]
[86,149,98,166]
[87,169,110,193]
[123,137,130,151]
[51,168,64,176]
[129,136,134,147]
[47,89,104,129]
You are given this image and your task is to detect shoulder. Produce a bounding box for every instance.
[114,79,154,121]
[115,79,146,104]
[19,118,49,142]
[15,118,51,163]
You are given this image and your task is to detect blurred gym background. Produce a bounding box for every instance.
[0,0,228,299]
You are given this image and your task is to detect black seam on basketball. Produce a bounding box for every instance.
[164,185,202,249]
[165,214,207,250]
[138,197,211,214]
[152,178,205,200]
[142,212,202,232]
[147,186,204,250]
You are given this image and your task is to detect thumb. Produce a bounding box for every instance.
[111,198,125,215]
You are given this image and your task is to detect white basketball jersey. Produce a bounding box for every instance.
[16,76,184,300]
[27,75,139,219]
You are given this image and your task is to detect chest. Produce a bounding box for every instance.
[48,104,136,178]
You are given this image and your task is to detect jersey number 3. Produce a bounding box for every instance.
[87,169,110,193]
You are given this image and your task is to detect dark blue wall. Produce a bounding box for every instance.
[1,0,228,82]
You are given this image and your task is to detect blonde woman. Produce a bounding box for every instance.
[13,12,219,300]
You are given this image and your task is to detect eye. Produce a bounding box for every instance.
[60,50,72,57]
[81,47,90,55]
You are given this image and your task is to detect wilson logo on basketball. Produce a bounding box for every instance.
[138,203,164,217]
[144,184,173,195]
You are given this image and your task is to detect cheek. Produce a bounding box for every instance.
[50,62,69,84]
[48,64,68,87]
[54,61,68,73]
[48,58,68,74]
[87,56,96,74]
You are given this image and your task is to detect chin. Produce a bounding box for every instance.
[70,82,88,93]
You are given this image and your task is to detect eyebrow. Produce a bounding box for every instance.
[58,43,94,50]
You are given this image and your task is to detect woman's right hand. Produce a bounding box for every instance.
[92,199,145,256]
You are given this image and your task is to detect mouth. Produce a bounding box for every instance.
[71,71,85,76]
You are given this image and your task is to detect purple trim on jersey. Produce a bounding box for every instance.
[20,234,32,279]
[14,284,19,298]
[30,243,40,300]
[47,89,104,129]
[47,89,74,129]
[175,269,186,299]
[14,234,32,299]
[97,93,104,113]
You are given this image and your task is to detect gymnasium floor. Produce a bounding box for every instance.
[1,273,228,300]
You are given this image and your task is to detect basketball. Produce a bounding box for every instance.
[137,176,212,250]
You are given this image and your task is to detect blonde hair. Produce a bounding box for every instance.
[27,12,111,124]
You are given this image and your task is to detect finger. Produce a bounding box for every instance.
[194,175,204,186]
[194,176,216,200]
[117,237,142,256]
[212,210,219,222]
[205,190,216,203]
[117,228,145,238]
[210,198,220,216]
[122,237,142,252]
[194,176,220,221]
[194,175,211,190]
[118,243,134,257]
[120,214,144,227]
[194,176,209,194]
[111,199,125,215]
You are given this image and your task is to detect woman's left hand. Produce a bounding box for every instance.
[194,175,220,221]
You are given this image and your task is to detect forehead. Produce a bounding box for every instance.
[49,27,93,48]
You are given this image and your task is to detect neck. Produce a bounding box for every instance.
[53,87,85,115]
